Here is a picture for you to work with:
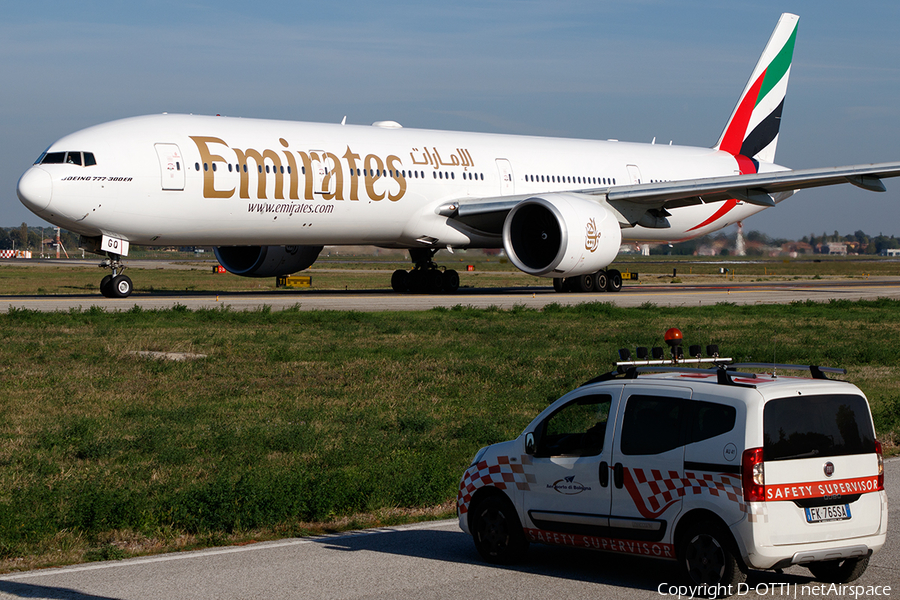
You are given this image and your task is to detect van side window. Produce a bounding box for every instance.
[537,394,611,457]
[691,401,736,443]
[620,395,684,455]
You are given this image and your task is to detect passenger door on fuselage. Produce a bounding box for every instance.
[522,387,621,537]
[606,386,692,557]
[154,143,185,191]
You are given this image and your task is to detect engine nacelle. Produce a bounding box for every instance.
[502,194,622,278]
[214,245,323,277]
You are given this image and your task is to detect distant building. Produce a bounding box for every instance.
[781,242,813,255]
[882,248,900,257]
[822,242,848,255]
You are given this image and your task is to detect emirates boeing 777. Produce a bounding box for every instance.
[16,13,900,297]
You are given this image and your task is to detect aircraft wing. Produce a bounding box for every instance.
[442,162,900,233]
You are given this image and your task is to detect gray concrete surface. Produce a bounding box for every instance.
[1,459,896,600]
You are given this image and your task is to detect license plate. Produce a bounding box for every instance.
[805,504,851,523]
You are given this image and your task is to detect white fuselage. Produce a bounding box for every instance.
[19,114,784,250]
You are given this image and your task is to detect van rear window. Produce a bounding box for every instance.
[764,394,876,461]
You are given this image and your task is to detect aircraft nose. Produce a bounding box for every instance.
[17,167,53,212]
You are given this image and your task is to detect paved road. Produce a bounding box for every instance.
[1,459,896,600]
[3,279,900,313]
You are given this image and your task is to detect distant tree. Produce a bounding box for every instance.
[872,235,900,254]
[27,229,41,249]
[17,222,29,249]
[746,230,769,244]
[60,229,80,251]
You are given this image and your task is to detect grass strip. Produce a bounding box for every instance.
[0,299,898,570]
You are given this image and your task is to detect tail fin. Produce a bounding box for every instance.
[715,13,799,168]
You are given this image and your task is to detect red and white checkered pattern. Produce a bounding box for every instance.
[626,468,755,519]
[457,455,535,515]
[0,250,31,259]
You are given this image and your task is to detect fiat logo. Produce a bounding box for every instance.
[824,462,835,477]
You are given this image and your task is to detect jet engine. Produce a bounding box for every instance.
[214,245,323,277]
[502,194,621,278]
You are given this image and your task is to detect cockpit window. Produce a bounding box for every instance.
[37,151,96,166]
[40,152,65,164]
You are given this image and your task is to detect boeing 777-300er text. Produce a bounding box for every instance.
[16,14,900,298]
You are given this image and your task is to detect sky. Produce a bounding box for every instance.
[2,0,899,240]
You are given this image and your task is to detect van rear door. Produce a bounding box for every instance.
[762,393,883,545]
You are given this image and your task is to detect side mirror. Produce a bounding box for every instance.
[525,432,535,455]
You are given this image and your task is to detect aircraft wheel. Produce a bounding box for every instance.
[391,269,409,293]
[426,269,444,294]
[112,275,133,298]
[593,270,608,292]
[606,269,623,293]
[407,269,426,294]
[442,269,460,293]
[100,274,113,298]
[575,273,594,293]
[552,278,565,293]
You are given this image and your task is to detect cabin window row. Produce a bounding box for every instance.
[526,174,616,186]
[196,163,319,175]
[195,162,484,181]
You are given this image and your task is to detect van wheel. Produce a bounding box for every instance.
[806,557,869,583]
[678,521,746,591]
[470,495,528,565]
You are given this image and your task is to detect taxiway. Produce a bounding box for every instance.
[2,278,899,313]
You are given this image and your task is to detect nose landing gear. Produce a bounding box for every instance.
[99,253,133,298]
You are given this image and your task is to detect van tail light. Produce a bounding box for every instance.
[742,447,765,502]
[876,441,884,491]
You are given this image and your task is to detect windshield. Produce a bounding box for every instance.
[35,151,96,166]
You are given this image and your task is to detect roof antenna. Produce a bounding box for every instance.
[772,336,777,378]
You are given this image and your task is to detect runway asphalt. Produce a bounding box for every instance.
[2,278,900,312]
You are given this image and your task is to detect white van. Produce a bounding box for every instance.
[457,335,886,594]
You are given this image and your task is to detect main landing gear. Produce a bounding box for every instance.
[391,248,460,294]
[552,268,623,293]
[99,253,133,298]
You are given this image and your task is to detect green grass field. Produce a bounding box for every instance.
[0,252,897,295]
[1,299,898,571]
